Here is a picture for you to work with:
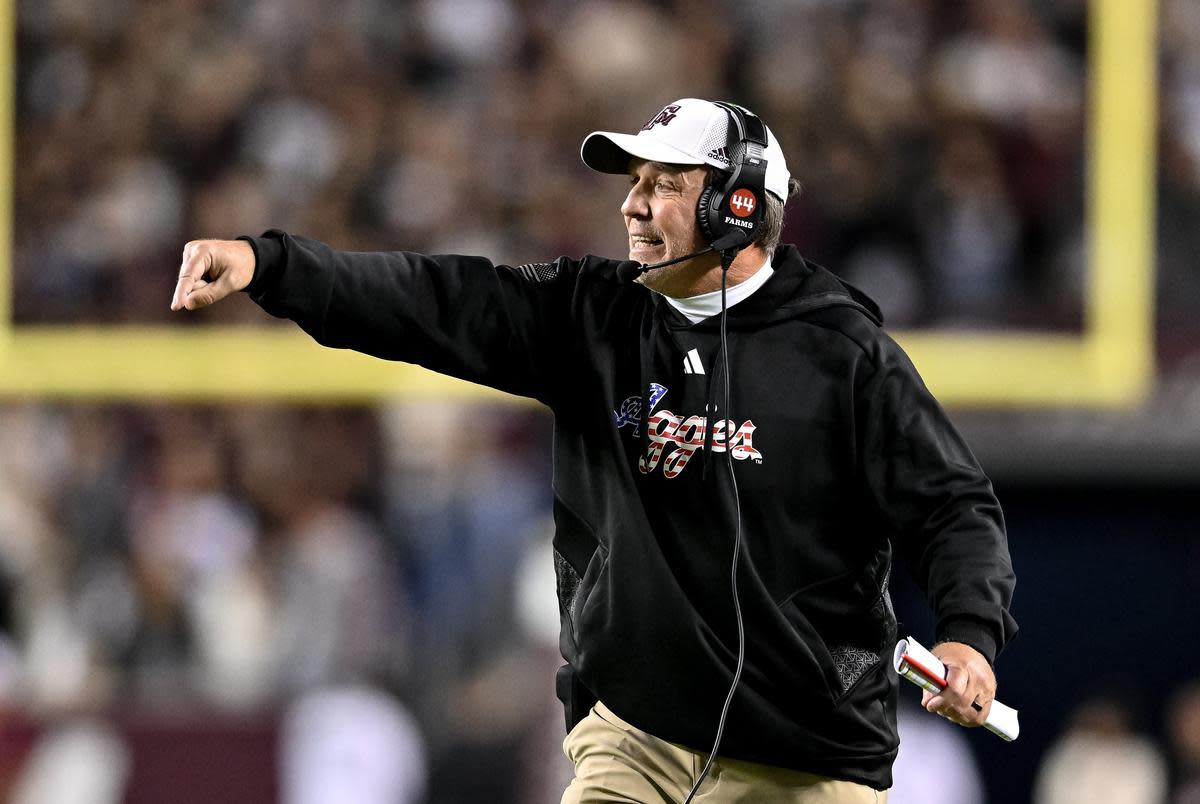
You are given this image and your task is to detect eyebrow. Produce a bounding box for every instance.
[628,161,691,178]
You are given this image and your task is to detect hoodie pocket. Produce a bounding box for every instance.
[574,551,611,627]
[776,570,896,706]
[554,543,611,653]
[552,495,603,653]
[774,595,845,704]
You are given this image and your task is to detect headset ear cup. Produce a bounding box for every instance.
[697,184,719,244]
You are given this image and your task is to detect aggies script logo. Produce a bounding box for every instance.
[614,383,762,478]
[641,104,682,131]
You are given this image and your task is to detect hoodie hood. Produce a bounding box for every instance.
[652,244,884,332]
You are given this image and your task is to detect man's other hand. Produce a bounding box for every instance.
[921,641,996,727]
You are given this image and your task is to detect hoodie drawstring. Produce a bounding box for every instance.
[638,313,663,459]
[701,352,718,481]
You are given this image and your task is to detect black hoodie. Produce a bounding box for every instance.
[242,231,1017,790]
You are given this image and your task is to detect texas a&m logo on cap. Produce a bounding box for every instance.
[641,104,682,131]
[729,188,757,218]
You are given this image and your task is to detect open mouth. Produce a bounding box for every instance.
[630,235,663,248]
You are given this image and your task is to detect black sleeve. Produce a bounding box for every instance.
[240,230,577,405]
[858,337,1018,665]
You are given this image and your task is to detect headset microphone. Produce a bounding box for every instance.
[616,231,749,284]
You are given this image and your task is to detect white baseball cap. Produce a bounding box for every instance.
[581,98,792,201]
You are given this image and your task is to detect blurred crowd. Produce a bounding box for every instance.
[12,0,1198,342]
[6,0,1200,801]
[0,400,566,802]
[1031,686,1200,804]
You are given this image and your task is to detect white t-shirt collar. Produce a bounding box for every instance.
[662,256,774,324]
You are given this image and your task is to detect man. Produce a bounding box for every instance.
[172,98,1017,803]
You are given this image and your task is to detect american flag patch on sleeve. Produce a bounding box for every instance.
[513,262,559,283]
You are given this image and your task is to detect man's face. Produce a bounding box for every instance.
[622,159,713,294]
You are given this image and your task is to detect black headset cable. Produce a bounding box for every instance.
[682,249,746,804]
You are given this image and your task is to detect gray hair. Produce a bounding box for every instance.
[757,177,803,254]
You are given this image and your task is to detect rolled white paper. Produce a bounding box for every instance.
[892,636,1020,742]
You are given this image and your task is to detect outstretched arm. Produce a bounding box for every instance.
[171,231,583,405]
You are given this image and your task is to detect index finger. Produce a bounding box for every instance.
[943,662,971,699]
[171,243,207,311]
[924,663,971,715]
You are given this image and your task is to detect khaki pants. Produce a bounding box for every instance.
[561,702,888,804]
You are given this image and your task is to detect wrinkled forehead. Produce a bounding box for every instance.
[628,159,711,182]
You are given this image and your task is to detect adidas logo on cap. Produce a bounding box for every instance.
[706,146,731,167]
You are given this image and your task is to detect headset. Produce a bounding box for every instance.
[696,102,770,253]
[616,102,771,283]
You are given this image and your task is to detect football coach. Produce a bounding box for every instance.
[172,98,1017,803]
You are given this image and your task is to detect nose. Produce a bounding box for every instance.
[621,180,649,221]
